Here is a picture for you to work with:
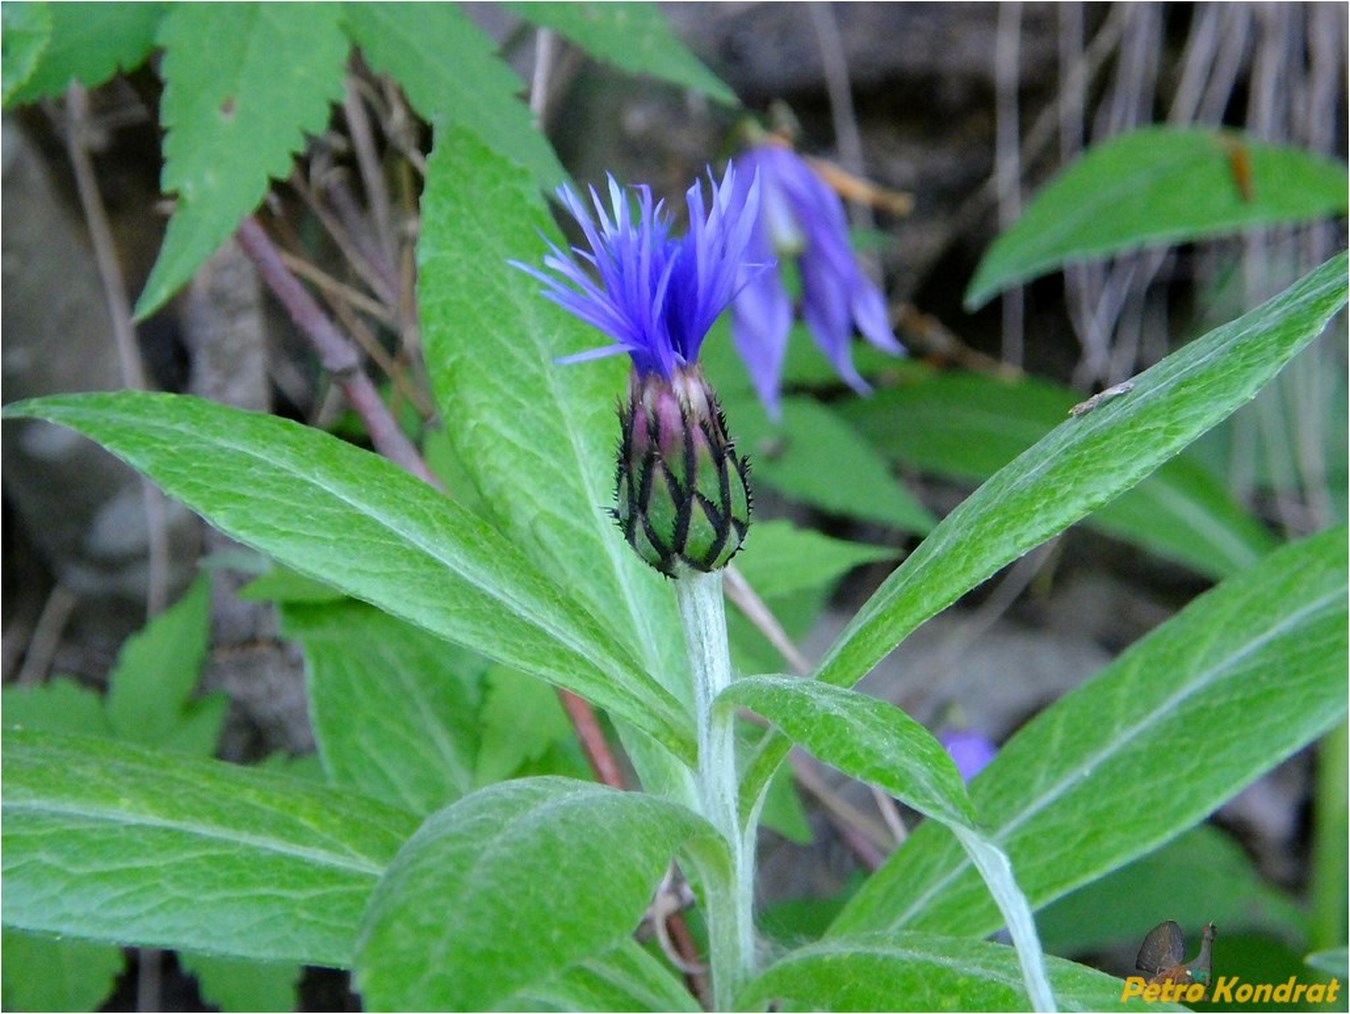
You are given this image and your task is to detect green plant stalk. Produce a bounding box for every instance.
[676,569,755,1008]
[1310,719,1348,952]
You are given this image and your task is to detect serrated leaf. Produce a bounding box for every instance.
[3,677,112,738]
[2,392,693,761]
[418,126,696,800]
[966,127,1349,309]
[720,677,1053,1010]
[354,777,713,1011]
[1036,824,1308,956]
[839,370,1278,579]
[5,2,163,106]
[724,392,936,535]
[178,951,302,1013]
[518,938,700,1012]
[1,929,125,1012]
[341,3,565,188]
[736,932,1175,1012]
[507,2,737,105]
[2,2,51,105]
[135,3,348,317]
[106,573,211,746]
[282,600,487,815]
[830,527,1347,941]
[3,730,418,965]
[475,665,574,786]
[732,519,899,599]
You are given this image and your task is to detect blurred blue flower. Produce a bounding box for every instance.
[512,164,762,380]
[732,142,904,418]
[940,729,998,782]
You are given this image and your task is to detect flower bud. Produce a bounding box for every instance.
[615,366,751,576]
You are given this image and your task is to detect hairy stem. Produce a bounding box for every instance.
[676,569,755,1008]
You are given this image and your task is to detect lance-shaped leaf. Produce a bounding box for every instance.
[817,253,1346,695]
[135,3,348,317]
[3,731,417,966]
[966,127,1349,309]
[839,370,1276,579]
[737,252,1347,814]
[354,777,715,1011]
[281,600,488,816]
[736,932,1175,1012]
[721,677,1054,1011]
[830,526,1347,940]
[2,392,693,760]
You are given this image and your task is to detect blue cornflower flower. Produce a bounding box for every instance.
[513,165,762,576]
[512,163,762,381]
[940,729,998,782]
[732,141,905,418]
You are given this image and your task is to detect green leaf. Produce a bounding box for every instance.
[732,519,899,599]
[2,2,51,105]
[720,677,1054,1010]
[839,370,1278,579]
[1036,824,1308,957]
[507,2,737,105]
[135,3,348,318]
[721,677,974,829]
[830,526,1348,941]
[724,392,936,535]
[475,665,575,786]
[1,929,124,1012]
[418,126,696,797]
[341,3,565,188]
[3,677,112,738]
[519,939,700,1012]
[735,932,1174,1012]
[178,952,302,1013]
[966,127,1349,310]
[5,2,163,106]
[105,573,213,748]
[2,392,693,761]
[354,777,712,1010]
[237,565,344,603]
[3,730,417,966]
[759,760,813,846]
[281,600,487,815]
[814,253,1346,708]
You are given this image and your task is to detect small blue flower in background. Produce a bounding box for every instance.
[512,163,762,381]
[940,729,998,782]
[513,165,761,575]
[733,140,905,418]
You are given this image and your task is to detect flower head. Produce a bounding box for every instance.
[513,166,760,576]
[732,140,904,418]
[512,164,761,379]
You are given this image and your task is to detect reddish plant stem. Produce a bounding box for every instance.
[557,688,626,789]
[234,216,441,489]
